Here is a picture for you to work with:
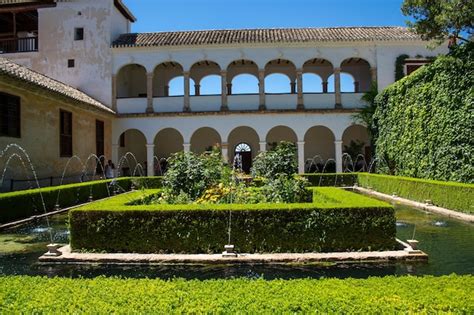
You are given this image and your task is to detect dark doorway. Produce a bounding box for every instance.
[234,143,252,173]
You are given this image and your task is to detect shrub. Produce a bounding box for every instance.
[0,275,472,313]
[69,188,396,254]
[0,178,132,224]
[162,151,227,201]
[252,141,297,180]
[373,43,474,183]
[358,173,474,213]
[261,175,311,203]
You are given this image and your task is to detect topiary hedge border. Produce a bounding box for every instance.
[69,188,396,254]
[0,176,164,224]
[303,173,358,187]
[357,173,474,214]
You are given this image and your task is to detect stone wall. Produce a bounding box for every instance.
[0,79,113,187]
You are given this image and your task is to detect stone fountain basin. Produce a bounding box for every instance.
[39,240,427,265]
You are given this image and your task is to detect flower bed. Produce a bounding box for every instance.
[69,187,396,254]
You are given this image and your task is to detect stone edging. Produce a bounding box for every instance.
[353,186,474,223]
[39,240,427,265]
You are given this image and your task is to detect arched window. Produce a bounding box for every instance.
[327,73,355,93]
[302,73,323,93]
[199,75,221,95]
[168,77,196,96]
[265,73,291,94]
[231,74,259,94]
[235,142,251,152]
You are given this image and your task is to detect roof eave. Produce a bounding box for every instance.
[114,0,136,23]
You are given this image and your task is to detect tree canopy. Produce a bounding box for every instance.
[401,0,473,43]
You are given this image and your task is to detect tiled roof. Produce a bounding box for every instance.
[0,57,114,114]
[112,27,420,48]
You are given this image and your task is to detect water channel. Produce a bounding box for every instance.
[0,204,472,280]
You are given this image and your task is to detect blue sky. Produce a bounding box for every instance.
[122,0,408,94]
[122,0,407,32]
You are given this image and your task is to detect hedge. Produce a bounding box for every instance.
[303,173,358,187]
[130,176,163,189]
[358,173,474,214]
[0,178,133,224]
[373,43,474,183]
[0,275,472,313]
[69,188,395,254]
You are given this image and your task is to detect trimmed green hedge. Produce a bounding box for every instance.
[130,176,163,189]
[358,173,474,214]
[0,275,472,313]
[70,188,395,254]
[374,43,474,183]
[303,173,358,187]
[0,178,132,224]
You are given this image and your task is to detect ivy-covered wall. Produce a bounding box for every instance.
[373,44,473,183]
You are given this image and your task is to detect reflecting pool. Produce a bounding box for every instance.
[0,204,472,279]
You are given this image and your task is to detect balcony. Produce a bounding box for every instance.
[153,96,184,112]
[228,94,259,111]
[304,93,335,109]
[341,93,366,108]
[116,98,147,114]
[0,37,38,54]
[190,95,221,112]
[265,94,298,110]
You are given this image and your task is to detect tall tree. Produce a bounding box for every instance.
[401,0,473,43]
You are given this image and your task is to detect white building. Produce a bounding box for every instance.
[0,0,447,177]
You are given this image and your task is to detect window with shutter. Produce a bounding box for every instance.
[60,110,73,157]
[0,92,21,138]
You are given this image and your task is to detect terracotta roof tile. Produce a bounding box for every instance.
[112,27,420,48]
[0,57,114,114]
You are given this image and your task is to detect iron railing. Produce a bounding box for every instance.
[0,37,38,54]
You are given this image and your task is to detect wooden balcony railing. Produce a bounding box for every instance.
[0,37,38,54]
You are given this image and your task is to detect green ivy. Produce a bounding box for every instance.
[395,54,409,81]
[375,43,473,183]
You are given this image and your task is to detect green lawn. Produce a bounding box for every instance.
[0,275,472,313]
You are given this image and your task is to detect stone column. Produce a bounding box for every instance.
[297,141,305,174]
[290,81,297,94]
[296,69,304,110]
[227,83,232,95]
[334,140,343,173]
[221,70,228,111]
[259,141,267,153]
[354,81,360,93]
[111,143,120,167]
[164,85,169,97]
[334,67,342,108]
[146,72,154,113]
[146,143,155,176]
[183,142,191,153]
[322,81,328,93]
[194,84,201,96]
[258,69,266,110]
[183,71,190,112]
[370,67,377,83]
[111,74,117,111]
[221,142,229,163]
